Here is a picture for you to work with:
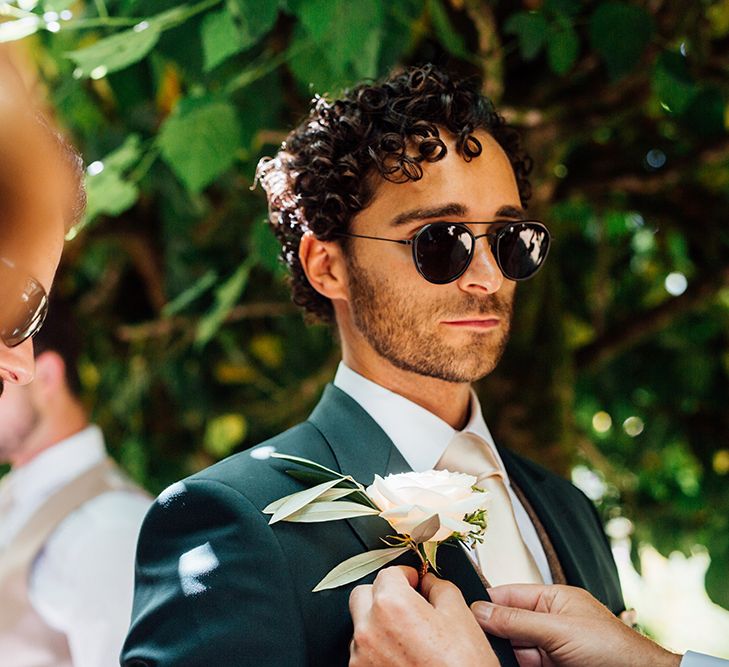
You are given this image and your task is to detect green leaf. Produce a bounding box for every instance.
[227,0,279,48]
[81,134,143,226]
[313,547,410,592]
[545,0,581,16]
[272,452,348,479]
[652,51,698,115]
[158,98,242,193]
[504,11,548,61]
[589,2,654,80]
[195,258,252,347]
[0,17,41,43]
[427,0,470,60]
[293,0,384,80]
[317,488,359,502]
[201,8,243,72]
[547,19,579,74]
[283,501,381,522]
[84,171,139,222]
[264,478,342,522]
[162,270,218,316]
[66,23,161,78]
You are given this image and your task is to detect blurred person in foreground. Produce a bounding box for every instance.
[124,64,623,667]
[0,47,153,667]
[348,565,727,667]
[0,300,152,667]
[0,46,81,392]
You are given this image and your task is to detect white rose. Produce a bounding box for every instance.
[365,469,489,543]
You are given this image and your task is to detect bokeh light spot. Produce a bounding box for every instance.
[623,416,645,437]
[665,272,688,296]
[592,411,612,433]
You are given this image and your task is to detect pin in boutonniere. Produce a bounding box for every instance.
[263,454,490,591]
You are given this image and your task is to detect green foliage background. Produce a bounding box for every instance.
[2,0,728,607]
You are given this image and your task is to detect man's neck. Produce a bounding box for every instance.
[341,350,472,430]
[11,409,89,469]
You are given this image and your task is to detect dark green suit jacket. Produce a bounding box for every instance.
[122,385,623,667]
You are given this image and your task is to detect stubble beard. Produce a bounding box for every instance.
[0,402,40,464]
[347,258,514,384]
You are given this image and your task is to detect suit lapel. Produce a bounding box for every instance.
[308,384,409,551]
[498,446,615,604]
[308,385,519,667]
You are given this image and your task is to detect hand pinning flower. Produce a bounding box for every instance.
[263,454,490,591]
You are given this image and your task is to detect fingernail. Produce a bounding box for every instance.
[472,601,494,621]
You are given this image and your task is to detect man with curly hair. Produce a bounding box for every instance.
[123,65,623,667]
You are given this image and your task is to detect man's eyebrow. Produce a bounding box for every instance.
[494,205,527,220]
[389,203,467,227]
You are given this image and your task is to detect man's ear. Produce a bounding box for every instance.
[298,231,349,302]
[32,350,67,397]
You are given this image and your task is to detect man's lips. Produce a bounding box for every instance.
[441,317,501,329]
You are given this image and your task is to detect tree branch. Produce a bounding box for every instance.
[575,266,729,371]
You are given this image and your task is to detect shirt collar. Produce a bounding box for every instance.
[333,362,507,475]
[3,425,107,506]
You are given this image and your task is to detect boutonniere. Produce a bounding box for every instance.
[263,454,490,591]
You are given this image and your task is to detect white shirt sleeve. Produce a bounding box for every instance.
[681,652,729,666]
[29,490,151,667]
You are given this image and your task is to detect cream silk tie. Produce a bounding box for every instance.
[436,432,542,586]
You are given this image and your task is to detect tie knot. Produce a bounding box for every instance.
[437,431,501,480]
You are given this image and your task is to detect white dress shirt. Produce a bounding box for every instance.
[0,426,152,667]
[333,362,553,584]
[682,652,729,666]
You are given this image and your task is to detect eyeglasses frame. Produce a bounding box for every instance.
[0,256,49,348]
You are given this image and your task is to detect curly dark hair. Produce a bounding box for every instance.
[257,64,532,323]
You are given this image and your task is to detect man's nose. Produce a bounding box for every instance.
[456,240,504,294]
[0,338,35,390]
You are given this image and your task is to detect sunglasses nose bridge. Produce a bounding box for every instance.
[458,231,504,292]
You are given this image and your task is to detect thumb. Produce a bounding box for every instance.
[472,600,562,648]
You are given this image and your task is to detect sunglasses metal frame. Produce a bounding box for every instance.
[339,220,551,284]
[0,257,49,348]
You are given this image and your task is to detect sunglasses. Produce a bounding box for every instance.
[340,220,551,284]
[0,257,49,348]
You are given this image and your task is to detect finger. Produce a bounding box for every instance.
[372,565,419,592]
[514,647,543,667]
[421,574,470,615]
[349,584,373,625]
[487,584,556,612]
[471,601,562,647]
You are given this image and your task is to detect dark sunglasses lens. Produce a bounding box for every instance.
[1,285,48,347]
[496,223,550,280]
[414,224,474,283]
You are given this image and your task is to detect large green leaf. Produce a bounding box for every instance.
[227,0,279,47]
[80,135,143,226]
[66,23,161,78]
[547,17,579,75]
[427,0,470,60]
[158,98,242,193]
[292,0,384,80]
[504,11,548,61]
[589,2,654,80]
[652,51,698,116]
[201,8,243,71]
